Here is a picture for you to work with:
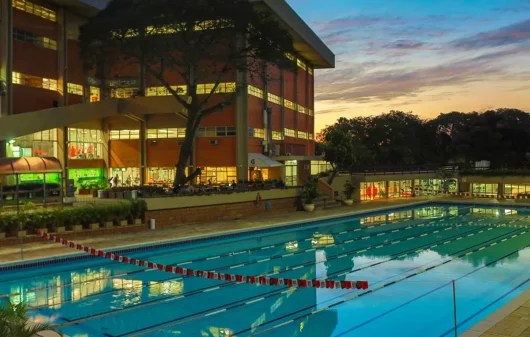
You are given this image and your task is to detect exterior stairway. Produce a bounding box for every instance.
[314,195,343,210]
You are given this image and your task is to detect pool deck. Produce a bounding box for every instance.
[3,196,530,337]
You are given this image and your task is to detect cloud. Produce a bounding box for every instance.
[315,107,349,115]
[315,47,528,103]
[451,19,530,49]
[384,40,425,49]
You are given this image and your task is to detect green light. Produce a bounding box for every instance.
[8,139,15,144]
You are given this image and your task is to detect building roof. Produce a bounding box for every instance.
[48,0,334,69]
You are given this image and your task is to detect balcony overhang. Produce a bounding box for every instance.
[0,96,188,141]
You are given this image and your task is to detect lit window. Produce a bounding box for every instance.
[309,133,314,140]
[90,87,100,102]
[67,128,104,159]
[308,109,314,116]
[13,0,56,22]
[146,85,187,96]
[297,59,307,71]
[111,88,137,98]
[297,131,308,139]
[215,82,236,93]
[308,67,314,75]
[267,92,281,105]
[42,78,57,91]
[272,131,284,140]
[147,128,186,139]
[297,104,307,114]
[284,128,296,138]
[67,83,83,95]
[284,99,296,110]
[110,130,140,140]
[12,72,22,84]
[248,128,264,138]
[285,53,295,61]
[248,85,264,99]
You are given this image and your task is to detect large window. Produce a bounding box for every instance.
[13,28,57,50]
[7,129,58,158]
[197,82,236,94]
[284,99,296,110]
[297,131,308,139]
[472,183,498,196]
[284,128,296,138]
[13,0,56,22]
[148,167,176,185]
[284,160,298,187]
[360,182,387,201]
[310,161,332,175]
[272,131,284,140]
[146,85,187,96]
[268,93,281,105]
[110,130,140,140]
[147,128,186,139]
[199,167,237,184]
[12,72,57,91]
[414,178,458,195]
[67,83,83,95]
[109,168,141,186]
[248,128,264,138]
[90,87,100,102]
[388,180,412,198]
[248,85,264,99]
[197,126,236,137]
[111,88,138,98]
[68,128,104,159]
[505,184,530,197]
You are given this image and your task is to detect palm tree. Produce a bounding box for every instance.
[0,300,62,337]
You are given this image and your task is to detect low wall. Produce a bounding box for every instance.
[143,188,299,211]
[145,191,299,228]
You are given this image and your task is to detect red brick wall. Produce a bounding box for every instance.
[146,198,297,227]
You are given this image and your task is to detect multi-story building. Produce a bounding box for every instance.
[0,0,334,189]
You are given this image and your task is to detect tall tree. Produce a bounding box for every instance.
[79,0,296,188]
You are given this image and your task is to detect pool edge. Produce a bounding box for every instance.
[0,200,431,271]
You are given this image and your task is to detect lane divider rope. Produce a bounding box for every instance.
[36,230,368,291]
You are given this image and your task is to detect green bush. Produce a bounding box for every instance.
[303,177,320,204]
[131,199,147,220]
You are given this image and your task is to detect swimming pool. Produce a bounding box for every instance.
[1,203,530,337]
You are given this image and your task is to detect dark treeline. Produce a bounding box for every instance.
[317,108,530,172]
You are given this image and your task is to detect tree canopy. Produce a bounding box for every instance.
[317,108,530,173]
[79,0,297,188]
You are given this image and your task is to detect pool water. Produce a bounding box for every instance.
[2,203,530,337]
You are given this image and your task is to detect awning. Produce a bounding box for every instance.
[0,157,63,175]
[248,153,282,168]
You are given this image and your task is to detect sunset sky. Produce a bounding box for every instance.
[286,0,530,131]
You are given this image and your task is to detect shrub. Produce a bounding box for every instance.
[131,199,147,220]
[343,180,356,199]
[303,177,320,204]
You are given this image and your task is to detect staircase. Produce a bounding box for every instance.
[314,195,342,210]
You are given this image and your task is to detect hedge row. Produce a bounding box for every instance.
[0,200,147,234]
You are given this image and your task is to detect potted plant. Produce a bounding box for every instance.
[66,209,83,232]
[33,211,52,234]
[51,208,67,233]
[0,215,7,239]
[101,206,114,229]
[115,188,125,199]
[131,200,147,225]
[98,186,110,199]
[343,180,355,206]
[82,207,101,230]
[302,177,320,212]
[118,203,131,226]
[78,181,91,195]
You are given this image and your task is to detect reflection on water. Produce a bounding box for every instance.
[360,206,460,224]
[286,241,299,251]
[311,234,334,247]
[471,207,517,216]
[71,269,111,303]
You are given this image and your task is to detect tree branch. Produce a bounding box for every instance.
[144,65,191,111]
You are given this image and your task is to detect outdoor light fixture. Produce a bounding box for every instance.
[121,168,126,172]
[8,139,15,144]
